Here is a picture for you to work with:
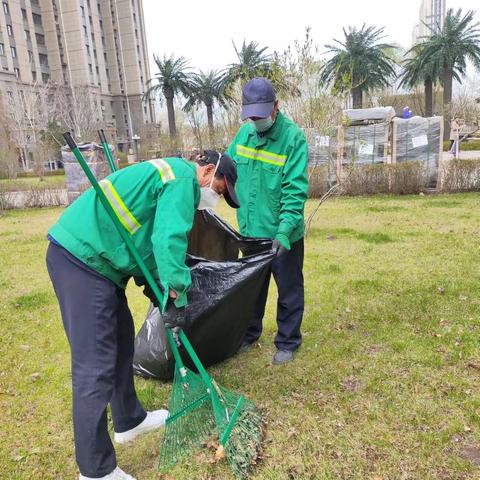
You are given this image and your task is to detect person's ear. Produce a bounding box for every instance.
[272,100,279,118]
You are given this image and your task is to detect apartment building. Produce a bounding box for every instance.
[412,0,446,45]
[0,0,155,149]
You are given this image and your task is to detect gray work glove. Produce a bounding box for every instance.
[164,302,187,330]
[272,239,288,258]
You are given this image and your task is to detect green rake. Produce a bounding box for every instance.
[65,132,264,478]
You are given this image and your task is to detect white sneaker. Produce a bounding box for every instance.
[114,409,169,444]
[79,466,136,479]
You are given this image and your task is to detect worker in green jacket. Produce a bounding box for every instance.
[227,77,309,365]
[46,153,239,480]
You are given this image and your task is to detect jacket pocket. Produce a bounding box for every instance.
[261,162,282,213]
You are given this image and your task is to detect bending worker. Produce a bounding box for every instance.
[46,152,240,480]
[228,77,309,365]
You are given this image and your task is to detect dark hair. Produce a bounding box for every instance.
[195,150,223,178]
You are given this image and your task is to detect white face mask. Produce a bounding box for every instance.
[198,153,221,210]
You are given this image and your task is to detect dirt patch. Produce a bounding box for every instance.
[461,446,480,466]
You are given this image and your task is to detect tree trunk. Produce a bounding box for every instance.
[424,77,433,117]
[206,103,214,145]
[443,67,453,141]
[351,87,363,109]
[163,87,176,138]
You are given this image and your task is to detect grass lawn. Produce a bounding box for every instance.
[1,194,479,479]
[0,175,65,191]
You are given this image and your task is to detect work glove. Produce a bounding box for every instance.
[272,239,288,258]
[163,302,187,330]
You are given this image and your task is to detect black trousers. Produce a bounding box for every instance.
[243,238,305,351]
[46,242,146,477]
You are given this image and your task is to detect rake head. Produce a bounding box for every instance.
[158,366,264,479]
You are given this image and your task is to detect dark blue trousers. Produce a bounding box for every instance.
[46,242,146,478]
[243,238,305,351]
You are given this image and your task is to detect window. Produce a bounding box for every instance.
[7,24,13,36]
[3,2,9,15]
[88,63,93,74]
[32,71,37,81]
[86,45,90,55]
[42,72,50,82]
[80,5,85,17]
[35,33,45,45]
[21,8,27,20]
[14,67,20,79]
[0,43,4,56]
[24,30,31,42]
[39,53,48,66]
[10,46,16,58]
[83,25,87,36]
[32,13,42,25]
[28,50,34,63]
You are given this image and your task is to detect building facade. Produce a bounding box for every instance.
[0,0,154,150]
[412,0,446,45]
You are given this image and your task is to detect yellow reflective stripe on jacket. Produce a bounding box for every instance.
[236,145,287,167]
[148,159,176,183]
[99,179,141,234]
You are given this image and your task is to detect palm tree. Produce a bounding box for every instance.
[220,40,294,96]
[399,43,443,116]
[319,25,397,109]
[146,54,193,138]
[410,9,480,139]
[183,70,232,141]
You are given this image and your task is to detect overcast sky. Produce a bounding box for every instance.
[143,0,480,75]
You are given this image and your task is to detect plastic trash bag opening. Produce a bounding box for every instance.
[187,209,273,263]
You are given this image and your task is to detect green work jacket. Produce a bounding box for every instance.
[48,157,200,310]
[227,111,308,250]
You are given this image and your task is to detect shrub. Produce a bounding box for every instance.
[341,162,426,196]
[17,169,65,178]
[441,159,480,192]
[308,166,332,198]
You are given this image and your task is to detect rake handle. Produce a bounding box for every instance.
[97,130,117,173]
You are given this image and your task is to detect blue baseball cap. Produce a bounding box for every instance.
[241,77,276,121]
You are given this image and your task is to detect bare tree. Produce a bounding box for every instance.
[0,82,63,174]
[54,85,103,141]
[0,100,19,178]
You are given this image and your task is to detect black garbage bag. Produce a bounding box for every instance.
[133,210,274,381]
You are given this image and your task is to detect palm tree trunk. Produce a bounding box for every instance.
[163,87,176,138]
[206,103,214,144]
[443,68,453,141]
[424,78,433,117]
[352,87,363,109]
